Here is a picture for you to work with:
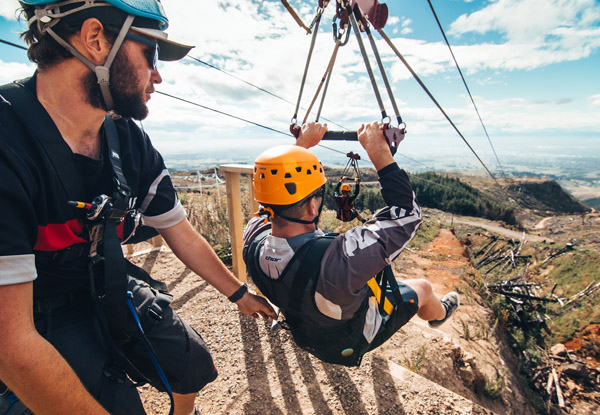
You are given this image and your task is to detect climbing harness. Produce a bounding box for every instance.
[287,0,406,154]
[248,230,404,367]
[368,261,404,316]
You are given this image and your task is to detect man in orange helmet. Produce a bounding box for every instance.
[242,122,460,366]
[335,176,366,223]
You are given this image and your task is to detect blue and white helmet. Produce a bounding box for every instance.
[21,0,194,110]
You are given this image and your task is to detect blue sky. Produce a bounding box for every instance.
[1,0,599,174]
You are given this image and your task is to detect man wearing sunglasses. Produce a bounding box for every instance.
[0,1,276,415]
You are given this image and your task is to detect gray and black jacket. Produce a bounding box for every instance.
[243,162,422,345]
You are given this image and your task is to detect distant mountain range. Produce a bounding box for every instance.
[164,150,600,209]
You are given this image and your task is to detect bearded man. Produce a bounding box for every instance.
[0,2,275,414]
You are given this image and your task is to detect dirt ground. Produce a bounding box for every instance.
[129,224,534,415]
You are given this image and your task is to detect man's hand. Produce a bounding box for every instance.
[357,122,395,170]
[296,122,327,149]
[235,291,277,319]
[355,178,360,184]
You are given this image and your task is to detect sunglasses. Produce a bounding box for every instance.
[125,31,159,70]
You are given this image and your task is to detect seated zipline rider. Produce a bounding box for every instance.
[243,122,460,367]
[335,176,366,223]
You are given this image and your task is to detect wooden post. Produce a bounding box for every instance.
[220,164,255,281]
[247,174,259,217]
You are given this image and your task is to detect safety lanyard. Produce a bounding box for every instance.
[287,1,406,154]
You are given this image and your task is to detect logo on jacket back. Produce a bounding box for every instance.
[265,256,281,262]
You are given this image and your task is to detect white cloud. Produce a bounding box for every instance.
[589,94,600,108]
[447,0,600,70]
[2,0,598,162]
[0,1,20,20]
[0,60,35,84]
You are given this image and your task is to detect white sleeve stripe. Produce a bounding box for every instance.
[0,254,37,285]
[142,201,186,229]
[140,168,170,213]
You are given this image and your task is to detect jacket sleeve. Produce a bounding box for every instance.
[318,163,422,295]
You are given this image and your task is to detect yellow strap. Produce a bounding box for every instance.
[367,277,394,315]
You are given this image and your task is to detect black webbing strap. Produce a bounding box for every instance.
[346,3,388,122]
[0,79,85,200]
[246,230,272,301]
[375,265,403,315]
[103,114,131,202]
[286,236,336,313]
[101,114,131,340]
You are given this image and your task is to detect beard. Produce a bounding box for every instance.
[84,46,149,120]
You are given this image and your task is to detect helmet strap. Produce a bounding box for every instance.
[43,13,135,112]
[276,194,325,226]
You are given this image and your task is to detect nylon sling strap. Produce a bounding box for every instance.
[287,235,336,313]
[0,79,86,200]
[100,113,130,340]
[367,264,403,316]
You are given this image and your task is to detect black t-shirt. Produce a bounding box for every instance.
[0,76,185,297]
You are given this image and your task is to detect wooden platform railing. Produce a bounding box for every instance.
[219,164,259,282]
[126,165,256,281]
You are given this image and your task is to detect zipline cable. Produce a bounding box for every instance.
[156,91,290,137]
[426,0,506,178]
[0,38,28,50]
[156,91,353,157]
[377,28,503,190]
[186,55,349,131]
[0,37,465,175]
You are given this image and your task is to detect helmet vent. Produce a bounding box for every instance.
[271,169,278,175]
[260,173,265,179]
[284,183,297,195]
[296,167,302,172]
[285,173,292,178]
[306,170,312,175]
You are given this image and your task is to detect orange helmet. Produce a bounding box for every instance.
[341,184,351,192]
[253,145,326,205]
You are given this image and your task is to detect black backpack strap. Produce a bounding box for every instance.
[0,79,85,200]
[286,235,336,314]
[246,229,273,302]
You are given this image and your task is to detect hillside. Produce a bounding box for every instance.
[129,219,533,415]
[163,171,600,414]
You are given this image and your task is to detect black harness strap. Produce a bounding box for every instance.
[287,236,336,313]
[101,114,130,340]
[374,265,403,315]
